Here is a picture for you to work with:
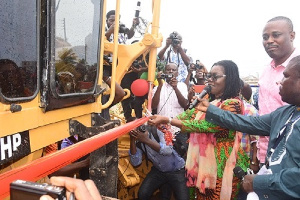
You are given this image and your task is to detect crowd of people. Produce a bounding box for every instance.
[131,15,300,200]
[37,13,300,200]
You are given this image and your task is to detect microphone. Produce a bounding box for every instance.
[188,85,211,110]
[135,1,141,18]
[233,166,247,180]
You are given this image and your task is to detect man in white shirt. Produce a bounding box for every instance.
[151,62,189,199]
[152,62,188,126]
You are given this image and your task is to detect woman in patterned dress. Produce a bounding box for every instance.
[149,60,249,200]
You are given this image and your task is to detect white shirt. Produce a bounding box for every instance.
[152,81,188,118]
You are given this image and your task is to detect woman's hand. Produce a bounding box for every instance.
[148,115,169,126]
[194,98,210,112]
[188,85,195,102]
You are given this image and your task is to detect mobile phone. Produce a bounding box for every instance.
[10,180,66,200]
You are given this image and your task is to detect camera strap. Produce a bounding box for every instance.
[136,127,160,167]
[157,88,174,115]
[136,142,149,167]
[166,47,180,66]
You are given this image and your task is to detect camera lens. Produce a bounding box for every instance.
[133,60,139,68]
[119,24,129,34]
[172,39,180,45]
[195,64,203,69]
[138,125,146,132]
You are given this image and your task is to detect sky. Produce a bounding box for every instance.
[107,0,300,77]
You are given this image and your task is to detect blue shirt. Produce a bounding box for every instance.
[163,47,188,83]
[129,129,185,172]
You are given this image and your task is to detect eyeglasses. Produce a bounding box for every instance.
[205,73,226,81]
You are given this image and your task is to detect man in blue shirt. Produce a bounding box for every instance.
[158,32,191,83]
[129,125,189,200]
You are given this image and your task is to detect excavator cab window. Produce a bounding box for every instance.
[0,0,38,102]
[50,0,102,97]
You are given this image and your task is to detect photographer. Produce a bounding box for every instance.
[185,61,208,105]
[150,63,189,199]
[158,31,190,83]
[185,60,207,86]
[129,125,189,200]
[152,62,188,116]
[105,10,139,44]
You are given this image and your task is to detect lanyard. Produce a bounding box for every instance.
[166,47,180,66]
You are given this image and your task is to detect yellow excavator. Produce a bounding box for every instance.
[0,0,163,199]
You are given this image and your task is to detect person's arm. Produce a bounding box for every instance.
[148,107,213,131]
[151,77,164,109]
[103,76,125,104]
[150,98,268,135]
[157,38,172,60]
[177,46,190,66]
[130,130,160,152]
[243,167,300,199]
[129,133,143,166]
[49,157,90,178]
[169,79,188,109]
[105,24,114,41]
[112,82,125,104]
[40,176,102,200]
[138,65,148,73]
[129,134,137,155]
[127,18,139,39]
[178,99,245,133]
[131,65,148,73]
[187,85,195,108]
[241,81,252,101]
[184,72,192,86]
[249,140,259,173]
[148,115,183,129]
[127,27,135,39]
[184,64,195,86]
[204,101,271,136]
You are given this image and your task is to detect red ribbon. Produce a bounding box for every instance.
[0,117,148,199]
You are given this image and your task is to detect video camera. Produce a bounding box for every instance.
[137,124,146,133]
[119,23,129,34]
[195,63,203,70]
[195,60,203,70]
[159,74,173,79]
[169,31,181,46]
[133,60,146,69]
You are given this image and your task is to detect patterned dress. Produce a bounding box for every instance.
[177,98,250,200]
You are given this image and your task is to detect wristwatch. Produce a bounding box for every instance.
[251,161,258,165]
[168,117,172,124]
